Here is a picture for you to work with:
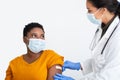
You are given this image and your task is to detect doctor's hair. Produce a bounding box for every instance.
[88,0,120,18]
[23,22,45,37]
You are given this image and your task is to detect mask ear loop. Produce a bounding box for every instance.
[94,8,101,15]
[94,8,104,22]
[100,11,104,22]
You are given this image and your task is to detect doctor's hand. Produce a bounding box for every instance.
[54,73,74,80]
[62,60,81,72]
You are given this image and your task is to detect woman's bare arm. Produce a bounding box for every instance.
[47,64,62,80]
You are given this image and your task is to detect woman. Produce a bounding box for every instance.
[54,0,120,80]
[5,22,64,80]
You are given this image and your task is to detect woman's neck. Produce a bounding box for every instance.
[26,50,42,59]
[103,13,115,25]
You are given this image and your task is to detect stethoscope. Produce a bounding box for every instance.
[101,20,120,54]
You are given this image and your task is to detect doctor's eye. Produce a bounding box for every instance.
[88,10,92,13]
[87,9,94,13]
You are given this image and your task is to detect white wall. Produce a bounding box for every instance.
[0,0,98,79]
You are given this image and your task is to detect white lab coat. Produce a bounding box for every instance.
[81,16,120,80]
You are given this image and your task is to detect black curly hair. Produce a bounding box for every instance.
[23,22,45,37]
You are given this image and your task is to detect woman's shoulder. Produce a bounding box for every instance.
[43,49,63,57]
[44,49,56,53]
[43,50,64,67]
[9,55,23,64]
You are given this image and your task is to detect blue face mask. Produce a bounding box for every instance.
[87,9,102,25]
[87,13,102,25]
[28,38,46,53]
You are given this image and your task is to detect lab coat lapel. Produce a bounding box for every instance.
[91,16,120,56]
[89,27,102,51]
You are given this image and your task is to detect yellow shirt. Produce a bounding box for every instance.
[5,50,64,80]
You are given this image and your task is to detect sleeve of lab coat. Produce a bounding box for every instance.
[80,58,93,75]
[81,31,120,80]
[84,52,120,80]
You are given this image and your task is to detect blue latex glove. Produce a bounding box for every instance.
[62,60,80,72]
[54,73,74,80]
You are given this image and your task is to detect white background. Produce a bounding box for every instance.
[0,0,111,79]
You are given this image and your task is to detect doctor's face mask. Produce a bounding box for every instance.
[87,10,102,25]
[87,9,103,25]
[86,1,104,25]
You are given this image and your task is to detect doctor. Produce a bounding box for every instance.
[54,0,120,80]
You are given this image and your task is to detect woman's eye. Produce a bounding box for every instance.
[42,35,44,38]
[40,35,44,39]
[32,34,37,38]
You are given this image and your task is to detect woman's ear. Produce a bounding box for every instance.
[23,37,28,45]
